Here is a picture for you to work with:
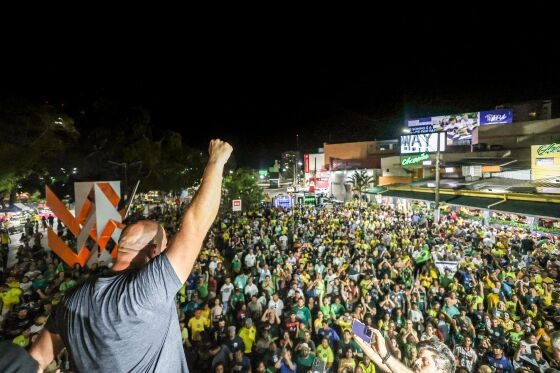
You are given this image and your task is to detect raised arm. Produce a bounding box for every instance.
[167,139,232,283]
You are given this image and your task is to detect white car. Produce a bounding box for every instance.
[286,186,295,193]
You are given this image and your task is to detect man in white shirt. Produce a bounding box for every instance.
[268,293,284,318]
[244,250,256,269]
[220,277,235,313]
[287,283,304,301]
[244,277,259,298]
[208,257,218,276]
[278,234,288,250]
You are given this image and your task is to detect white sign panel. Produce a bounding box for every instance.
[400,132,446,154]
[232,199,242,211]
[435,261,458,276]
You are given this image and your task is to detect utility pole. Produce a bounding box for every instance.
[434,131,442,224]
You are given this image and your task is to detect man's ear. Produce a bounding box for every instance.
[147,243,159,259]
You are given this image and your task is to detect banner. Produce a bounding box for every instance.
[479,109,513,125]
[434,261,459,276]
[400,133,446,154]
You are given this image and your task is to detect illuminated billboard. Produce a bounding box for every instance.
[407,109,512,145]
[400,132,446,154]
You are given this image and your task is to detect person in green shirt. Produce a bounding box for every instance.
[292,298,312,329]
[234,272,248,291]
[196,272,209,299]
[508,322,524,348]
[230,288,245,311]
[232,255,242,274]
[295,344,315,373]
[330,297,345,319]
[319,293,334,323]
[439,268,454,289]
[59,277,77,293]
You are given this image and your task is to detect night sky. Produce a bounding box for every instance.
[3,12,559,168]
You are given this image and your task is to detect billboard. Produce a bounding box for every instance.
[400,133,446,154]
[407,109,512,145]
[274,194,292,209]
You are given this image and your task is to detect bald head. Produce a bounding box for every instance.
[119,220,163,251]
[114,220,167,269]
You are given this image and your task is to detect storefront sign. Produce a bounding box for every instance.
[401,153,430,166]
[537,143,560,156]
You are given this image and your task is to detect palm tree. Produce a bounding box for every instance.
[346,170,375,203]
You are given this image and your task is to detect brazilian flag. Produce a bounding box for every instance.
[415,245,432,264]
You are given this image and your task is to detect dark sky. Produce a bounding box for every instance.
[3,12,559,168]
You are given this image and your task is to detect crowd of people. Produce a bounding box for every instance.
[2,199,560,372]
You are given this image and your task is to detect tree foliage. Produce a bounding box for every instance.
[0,99,78,205]
[222,169,264,211]
[346,170,375,198]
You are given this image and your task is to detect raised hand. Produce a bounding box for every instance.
[208,139,233,165]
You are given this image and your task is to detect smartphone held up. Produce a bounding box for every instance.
[351,319,374,344]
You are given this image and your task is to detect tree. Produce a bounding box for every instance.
[346,170,375,202]
[222,169,264,212]
[76,104,206,198]
[0,99,79,206]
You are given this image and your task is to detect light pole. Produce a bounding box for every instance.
[434,131,443,224]
[293,159,297,186]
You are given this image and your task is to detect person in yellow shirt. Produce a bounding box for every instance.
[12,330,31,348]
[187,309,210,342]
[238,318,257,353]
[0,285,23,314]
[486,288,500,311]
[336,313,352,333]
[536,320,555,354]
[316,338,335,371]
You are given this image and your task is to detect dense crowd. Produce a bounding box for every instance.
[2,201,560,373]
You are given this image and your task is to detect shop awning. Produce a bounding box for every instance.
[384,190,455,202]
[491,200,560,219]
[446,196,503,209]
[365,187,387,194]
[385,192,560,219]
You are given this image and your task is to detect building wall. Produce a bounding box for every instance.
[381,156,410,177]
[478,118,560,149]
[378,176,412,186]
[323,141,398,170]
[329,169,378,201]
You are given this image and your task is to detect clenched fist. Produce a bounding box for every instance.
[208,139,233,165]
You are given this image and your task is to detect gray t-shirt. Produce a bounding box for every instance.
[47,253,187,372]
